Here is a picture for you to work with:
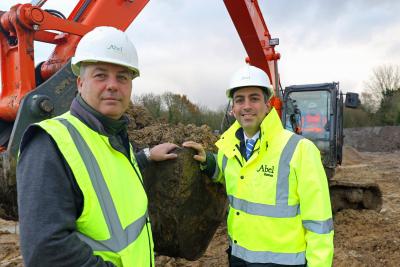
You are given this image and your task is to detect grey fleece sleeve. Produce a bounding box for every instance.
[135,150,150,171]
[17,127,115,267]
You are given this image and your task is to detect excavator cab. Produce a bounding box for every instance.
[283,83,343,173]
[283,84,382,212]
[283,83,364,173]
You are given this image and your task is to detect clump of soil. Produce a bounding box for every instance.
[127,104,226,260]
[126,104,218,151]
[126,103,155,130]
[143,148,227,260]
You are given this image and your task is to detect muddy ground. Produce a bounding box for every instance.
[1,126,400,266]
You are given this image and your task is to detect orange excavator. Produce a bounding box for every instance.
[0,0,381,213]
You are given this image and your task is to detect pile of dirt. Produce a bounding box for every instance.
[0,219,21,266]
[332,149,400,266]
[334,209,400,266]
[344,126,400,152]
[341,145,365,165]
[126,103,155,130]
[126,104,218,152]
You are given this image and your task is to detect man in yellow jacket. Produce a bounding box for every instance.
[17,26,177,267]
[184,65,334,266]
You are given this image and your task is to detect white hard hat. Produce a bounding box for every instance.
[226,65,273,99]
[71,26,139,78]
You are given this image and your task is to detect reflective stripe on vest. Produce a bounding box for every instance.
[222,155,228,173]
[229,134,308,264]
[302,218,333,234]
[58,118,148,252]
[211,153,228,181]
[230,237,306,265]
[228,134,303,218]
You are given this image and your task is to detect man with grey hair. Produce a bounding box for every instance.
[17,26,176,267]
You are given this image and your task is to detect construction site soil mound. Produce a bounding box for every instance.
[344,126,400,152]
[341,145,365,165]
[332,149,400,266]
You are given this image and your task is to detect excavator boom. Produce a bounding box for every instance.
[224,0,283,116]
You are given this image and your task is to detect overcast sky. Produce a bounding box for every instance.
[2,1,400,110]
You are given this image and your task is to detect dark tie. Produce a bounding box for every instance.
[245,139,256,160]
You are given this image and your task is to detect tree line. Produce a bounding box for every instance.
[132,92,226,131]
[133,64,400,131]
[344,64,400,127]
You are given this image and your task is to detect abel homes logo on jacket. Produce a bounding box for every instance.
[257,164,275,177]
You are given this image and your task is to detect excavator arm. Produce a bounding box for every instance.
[224,0,283,115]
[0,0,149,155]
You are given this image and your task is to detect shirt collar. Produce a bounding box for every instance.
[244,131,260,144]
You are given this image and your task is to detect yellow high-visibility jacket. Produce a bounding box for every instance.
[37,112,154,267]
[213,108,333,266]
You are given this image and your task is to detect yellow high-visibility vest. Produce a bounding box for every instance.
[37,112,154,267]
[213,108,333,266]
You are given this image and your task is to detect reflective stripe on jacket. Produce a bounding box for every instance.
[37,112,154,267]
[214,108,334,266]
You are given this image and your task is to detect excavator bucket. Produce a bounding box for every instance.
[0,62,77,219]
[329,180,382,213]
[7,61,77,156]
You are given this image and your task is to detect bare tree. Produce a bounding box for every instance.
[359,92,376,114]
[363,64,400,112]
[135,93,162,118]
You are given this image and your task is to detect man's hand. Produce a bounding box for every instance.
[149,143,178,161]
[182,141,206,163]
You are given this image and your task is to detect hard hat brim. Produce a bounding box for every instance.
[226,86,273,100]
[71,57,140,78]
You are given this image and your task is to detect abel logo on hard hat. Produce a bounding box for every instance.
[107,44,123,53]
[240,74,251,80]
